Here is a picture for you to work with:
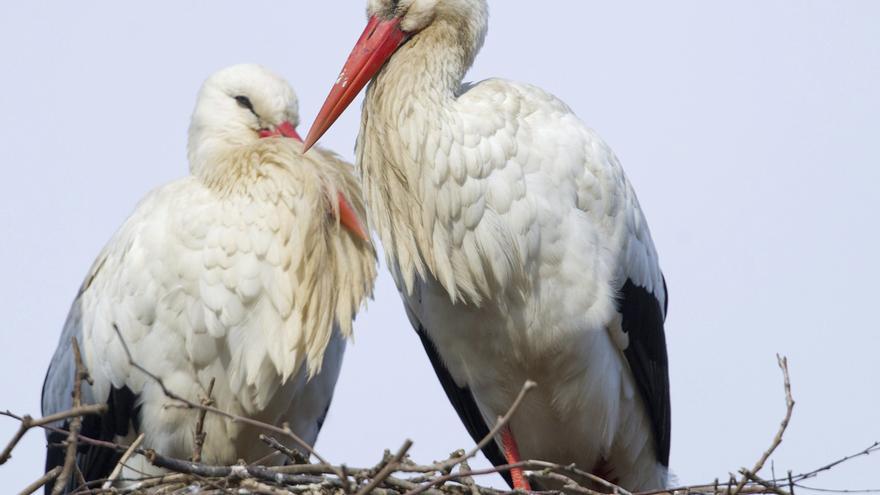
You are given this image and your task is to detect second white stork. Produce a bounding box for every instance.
[41,64,375,491]
[305,0,671,491]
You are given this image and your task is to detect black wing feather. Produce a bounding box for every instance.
[43,341,140,494]
[617,277,671,466]
[412,323,513,487]
[44,386,139,494]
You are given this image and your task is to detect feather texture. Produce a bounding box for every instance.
[353,2,670,490]
[42,65,376,489]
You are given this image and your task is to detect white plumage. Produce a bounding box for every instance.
[306,0,670,490]
[42,64,375,487]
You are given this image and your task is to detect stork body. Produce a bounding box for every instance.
[307,0,670,491]
[369,73,670,491]
[42,65,375,490]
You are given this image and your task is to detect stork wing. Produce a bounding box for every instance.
[41,257,140,492]
[402,303,514,487]
[617,274,671,466]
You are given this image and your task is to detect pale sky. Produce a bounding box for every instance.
[1,0,878,490]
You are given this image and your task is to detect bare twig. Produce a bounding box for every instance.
[19,466,63,495]
[441,380,536,472]
[110,324,343,480]
[404,380,536,495]
[260,434,311,465]
[457,458,481,495]
[73,465,88,493]
[528,460,632,495]
[192,377,216,462]
[540,471,605,495]
[102,432,145,489]
[0,404,106,466]
[0,417,33,466]
[733,355,795,495]
[792,485,880,494]
[146,450,328,486]
[6,351,874,495]
[355,440,413,495]
[792,442,880,483]
[240,478,297,495]
[741,469,790,495]
[52,337,91,495]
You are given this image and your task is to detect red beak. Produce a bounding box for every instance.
[259,120,303,142]
[336,192,369,242]
[255,120,366,241]
[303,16,407,151]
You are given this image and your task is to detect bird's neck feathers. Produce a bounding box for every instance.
[374,14,486,103]
[190,139,284,191]
[190,140,376,379]
[358,14,524,307]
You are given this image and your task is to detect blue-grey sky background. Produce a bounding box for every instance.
[1,0,878,490]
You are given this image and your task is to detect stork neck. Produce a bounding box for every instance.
[359,15,502,304]
[190,141,278,194]
[373,19,477,107]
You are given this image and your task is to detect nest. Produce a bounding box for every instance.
[3,339,875,495]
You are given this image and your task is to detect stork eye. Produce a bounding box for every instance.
[234,95,254,111]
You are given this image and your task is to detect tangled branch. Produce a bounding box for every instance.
[2,348,877,495]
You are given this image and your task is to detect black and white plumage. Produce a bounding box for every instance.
[305,0,671,490]
[41,64,375,491]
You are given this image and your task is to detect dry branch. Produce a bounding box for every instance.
[438,380,537,472]
[102,432,145,489]
[0,404,106,466]
[732,355,795,495]
[4,354,877,495]
[110,324,347,481]
[355,440,413,495]
[192,377,215,462]
[19,466,62,495]
[261,434,310,465]
[51,337,90,495]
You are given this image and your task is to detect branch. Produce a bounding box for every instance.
[355,440,413,495]
[19,466,62,495]
[102,432,145,489]
[192,377,215,462]
[0,405,106,465]
[732,355,795,495]
[146,449,327,486]
[405,380,536,495]
[792,441,880,483]
[527,460,632,495]
[741,469,790,495]
[52,337,91,495]
[792,485,880,494]
[539,471,606,495]
[442,380,536,472]
[260,434,310,465]
[6,351,875,495]
[110,324,344,480]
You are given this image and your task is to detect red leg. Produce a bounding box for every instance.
[501,425,531,491]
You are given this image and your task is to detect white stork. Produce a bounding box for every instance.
[305,0,671,491]
[41,64,375,490]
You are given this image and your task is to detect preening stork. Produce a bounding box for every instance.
[41,64,375,491]
[305,0,671,490]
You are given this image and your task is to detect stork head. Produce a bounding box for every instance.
[304,0,488,150]
[188,64,303,173]
[366,0,487,34]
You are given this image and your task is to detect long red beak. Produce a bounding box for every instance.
[303,16,407,151]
